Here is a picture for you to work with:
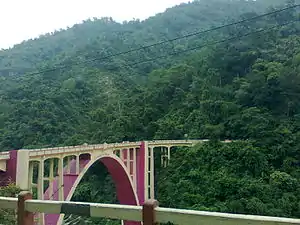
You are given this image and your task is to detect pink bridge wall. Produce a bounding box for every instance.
[0,143,146,225]
[44,142,146,225]
[0,150,18,187]
[137,142,145,205]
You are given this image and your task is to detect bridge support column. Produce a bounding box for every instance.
[160,148,164,167]
[145,146,155,201]
[16,150,30,190]
[28,162,34,192]
[37,159,45,225]
[120,149,125,161]
[132,148,137,191]
[118,143,153,205]
[120,148,138,192]
[167,146,170,162]
[160,147,171,168]
[58,157,64,201]
[123,149,129,173]
[48,159,54,200]
[76,155,80,175]
[66,156,71,174]
[150,147,155,199]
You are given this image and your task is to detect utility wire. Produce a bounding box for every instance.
[38,19,298,203]
[126,19,298,67]
[19,4,300,76]
[49,184,64,199]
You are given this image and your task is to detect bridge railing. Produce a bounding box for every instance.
[0,151,10,160]
[1,191,300,225]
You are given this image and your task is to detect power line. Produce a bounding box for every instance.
[126,19,298,67]
[21,4,299,76]
[49,184,64,199]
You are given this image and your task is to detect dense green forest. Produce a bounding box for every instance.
[1,0,300,224]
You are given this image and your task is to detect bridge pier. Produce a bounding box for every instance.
[160,147,171,168]
[58,157,64,201]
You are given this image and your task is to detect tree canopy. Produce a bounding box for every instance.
[0,0,300,224]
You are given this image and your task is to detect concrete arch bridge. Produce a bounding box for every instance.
[0,139,232,225]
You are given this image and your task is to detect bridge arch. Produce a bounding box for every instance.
[45,154,139,225]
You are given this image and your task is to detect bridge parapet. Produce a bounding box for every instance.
[0,152,10,172]
[0,139,234,161]
[1,192,300,225]
[147,139,233,148]
[26,141,142,159]
[148,139,209,147]
[0,152,10,160]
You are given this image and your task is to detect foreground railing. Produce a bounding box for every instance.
[1,192,300,225]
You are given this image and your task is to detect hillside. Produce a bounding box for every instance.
[0,0,284,75]
[0,0,300,224]
[0,0,298,150]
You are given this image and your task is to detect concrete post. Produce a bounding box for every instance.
[150,147,155,199]
[16,150,30,190]
[58,157,64,201]
[49,159,54,200]
[142,199,159,225]
[76,155,80,175]
[17,191,34,225]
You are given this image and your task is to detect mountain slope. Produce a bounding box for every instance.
[0,0,299,150]
[0,0,289,76]
[0,0,300,224]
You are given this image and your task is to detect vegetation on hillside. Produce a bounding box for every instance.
[0,0,300,224]
[0,184,20,224]
[156,142,300,217]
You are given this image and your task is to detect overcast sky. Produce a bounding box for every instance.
[0,0,190,49]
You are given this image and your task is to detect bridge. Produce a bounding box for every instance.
[4,140,299,225]
[0,139,299,225]
[1,139,221,225]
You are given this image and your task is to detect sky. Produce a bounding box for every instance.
[0,0,190,49]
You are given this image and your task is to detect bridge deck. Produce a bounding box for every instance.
[0,139,234,161]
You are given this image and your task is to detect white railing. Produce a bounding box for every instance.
[1,192,300,225]
[1,140,234,160]
[0,196,17,209]
[148,139,209,146]
[147,139,233,147]
[26,139,227,157]
[0,151,10,160]
[27,141,142,158]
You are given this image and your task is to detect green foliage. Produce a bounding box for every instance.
[65,162,120,225]
[0,0,300,224]
[0,183,21,225]
[155,142,300,217]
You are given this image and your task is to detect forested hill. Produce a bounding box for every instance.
[0,0,289,75]
[1,0,300,223]
[0,0,299,150]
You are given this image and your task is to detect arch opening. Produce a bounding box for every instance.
[45,154,139,225]
[65,161,119,225]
